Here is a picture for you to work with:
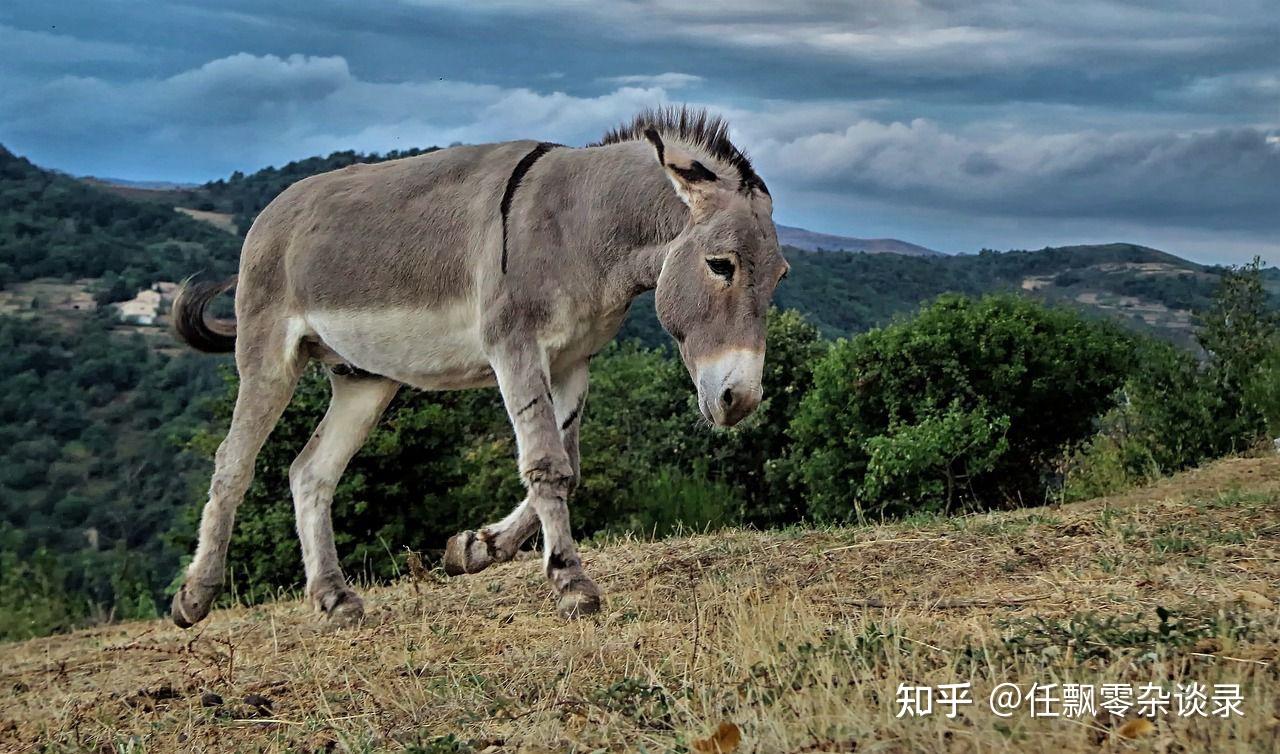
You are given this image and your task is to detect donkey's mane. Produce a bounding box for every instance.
[594,106,768,195]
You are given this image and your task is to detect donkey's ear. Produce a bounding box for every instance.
[644,128,720,213]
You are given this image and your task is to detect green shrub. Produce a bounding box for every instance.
[0,546,88,642]
[862,403,1010,511]
[1059,429,1159,503]
[789,294,1134,520]
[1064,260,1280,500]
[1197,257,1279,446]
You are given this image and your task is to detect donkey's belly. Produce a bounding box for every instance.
[303,306,497,390]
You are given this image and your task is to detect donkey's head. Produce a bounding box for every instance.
[644,127,789,427]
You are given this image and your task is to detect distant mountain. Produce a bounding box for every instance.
[81,176,199,191]
[776,224,943,256]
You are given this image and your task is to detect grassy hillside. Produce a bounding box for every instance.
[3,455,1277,752]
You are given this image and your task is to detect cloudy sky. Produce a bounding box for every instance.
[2,1,1277,262]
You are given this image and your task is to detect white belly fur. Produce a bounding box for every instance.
[301,298,631,391]
[304,304,495,390]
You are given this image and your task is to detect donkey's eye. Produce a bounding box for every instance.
[706,257,735,282]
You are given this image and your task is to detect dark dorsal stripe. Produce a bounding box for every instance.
[501,142,559,274]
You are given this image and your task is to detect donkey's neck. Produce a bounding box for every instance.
[577,142,690,301]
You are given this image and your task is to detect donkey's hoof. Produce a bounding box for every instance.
[318,589,365,629]
[556,580,602,619]
[443,531,493,576]
[170,582,219,629]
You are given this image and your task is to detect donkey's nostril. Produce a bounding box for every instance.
[721,387,735,408]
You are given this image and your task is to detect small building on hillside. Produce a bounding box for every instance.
[117,298,158,325]
[113,283,177,326]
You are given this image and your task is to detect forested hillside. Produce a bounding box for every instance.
[0,142,1266,640]
[105,148,440,236]
[0,146,243,634]
[622,243,1221,347]
[0,146,239,299]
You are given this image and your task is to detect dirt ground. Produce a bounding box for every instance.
[3,457,1278,753]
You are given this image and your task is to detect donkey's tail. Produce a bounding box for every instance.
[172,275,238,353]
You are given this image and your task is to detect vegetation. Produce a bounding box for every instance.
[1062,259,1280,500]
[621,242,1228,347]
[189,148,438,234]
[0,145,241,640]
[0,313,219,640]
[788,295,1134,520]
[0,146,239,299]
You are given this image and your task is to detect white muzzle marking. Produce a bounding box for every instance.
[696,348,765,427]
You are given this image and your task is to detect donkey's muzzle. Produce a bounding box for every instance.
[696,348,765,427]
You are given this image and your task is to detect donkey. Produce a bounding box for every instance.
[169,107,789,628]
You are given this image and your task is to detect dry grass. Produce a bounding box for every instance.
[173,208,238,235]
[3,457,1279,753]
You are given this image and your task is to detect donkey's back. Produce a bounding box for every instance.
[247,140,542,315]
[220,140,551,390]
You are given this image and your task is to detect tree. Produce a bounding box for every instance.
[1196,257,1279,444]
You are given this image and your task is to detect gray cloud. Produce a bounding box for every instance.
[1,0,1276,262]
[0,23,142,65]
[0,53,671,180]
[599,73,704,89]
[402,0,1279,85]
[753,120,1280,230]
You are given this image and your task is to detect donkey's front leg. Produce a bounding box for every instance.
[444,362,588,576]
[491,348,601,618]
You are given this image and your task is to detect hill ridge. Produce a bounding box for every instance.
[776,223,944,256]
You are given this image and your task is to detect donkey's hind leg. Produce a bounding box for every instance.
[172,350,303,628]
[289,370,398,627]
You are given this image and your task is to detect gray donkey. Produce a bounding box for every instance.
[169,107,789,628]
